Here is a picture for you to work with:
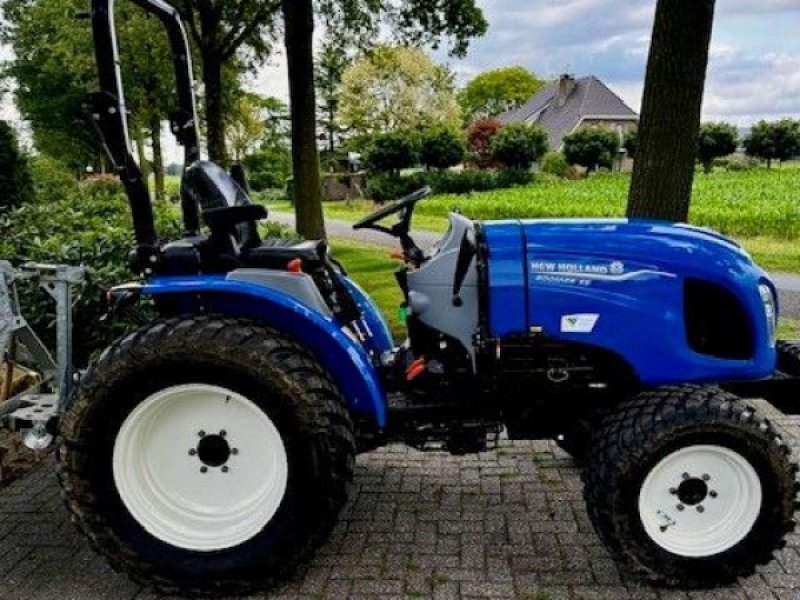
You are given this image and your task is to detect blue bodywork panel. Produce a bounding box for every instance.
[483,219,777,386]
[139,275,392,428]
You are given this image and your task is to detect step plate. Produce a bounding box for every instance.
[9,393,59,427]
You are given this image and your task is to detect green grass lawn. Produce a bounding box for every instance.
[273,169,800,273]
[330,240,405,339]
[333,239,800,342]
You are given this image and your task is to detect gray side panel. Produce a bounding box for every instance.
[407,213,479,362]
[226,270,333,317]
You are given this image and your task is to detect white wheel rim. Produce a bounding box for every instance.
[638,445,762,558]
[113,384,289,552]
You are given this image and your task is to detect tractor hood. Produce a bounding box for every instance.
[520,218,751,274]
[481,218,777,386]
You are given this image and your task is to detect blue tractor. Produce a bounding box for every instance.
[59,0,800,594]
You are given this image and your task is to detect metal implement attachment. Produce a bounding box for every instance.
[0,262,85,443]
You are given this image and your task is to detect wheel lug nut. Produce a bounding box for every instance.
[220,430,226,437]
[231,448,239,455]
[709,490,717,498]
[697,505,704,513]
[677,504,685,511]
[669,487,677,495]
[702,474,710,481]
[222,466,229,473]
[198,430,206,437]
[682,472,690,480]
[200,466,208,473]
[188,448,196,456]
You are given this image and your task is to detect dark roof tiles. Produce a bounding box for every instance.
[497,76,638,148]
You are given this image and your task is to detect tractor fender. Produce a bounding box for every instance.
[137,275,388,428]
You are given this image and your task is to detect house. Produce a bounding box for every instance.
[498,74,639,164]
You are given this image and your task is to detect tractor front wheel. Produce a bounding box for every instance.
[777,340,800,375]
[58,316,355,595]
[584,385,798,586]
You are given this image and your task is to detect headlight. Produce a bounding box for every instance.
[759,284,777,347]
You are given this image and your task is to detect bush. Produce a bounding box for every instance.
[29,155,80,204]
[563,126,620,172]
[366,167,534,202]
[366,173,427,203]
[467,118,503,169]
[0,175,182,364]
[242,145,292,191]
[540,151,573,178]
[697,122,739,173]
[364,131,419,175]
[490,123,549,170]
[495,167,534,188]
[719,156,761,172]
[0,120,34,212]
[623,129,638,159]
[419,128,464,170]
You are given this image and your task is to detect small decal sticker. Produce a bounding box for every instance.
[561,314,600,334]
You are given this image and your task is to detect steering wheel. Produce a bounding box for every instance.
[352,186,432,265]
[353,187,432,231]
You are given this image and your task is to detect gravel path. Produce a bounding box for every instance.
[270,213,800,322]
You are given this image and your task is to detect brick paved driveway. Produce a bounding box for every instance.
[0,401,797,600]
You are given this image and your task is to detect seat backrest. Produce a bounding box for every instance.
[181,160,262,250]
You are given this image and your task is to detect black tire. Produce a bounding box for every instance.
[777,340,800,375]
[58,316,355,595]
[584,385,798,587]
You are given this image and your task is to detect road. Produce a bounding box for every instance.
[270,213,800,322]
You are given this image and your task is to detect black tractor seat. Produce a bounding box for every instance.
[158,236,327,275]
[150,160,328,276]
[244,239,327,270]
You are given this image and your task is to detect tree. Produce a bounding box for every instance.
[338,46,463,138]
[467,118,503,168]
[226,92,267,163]
[282,0,486,238]
[697,122,738,173]
[0,120,33,211]
[459,66,543,121]
[419,127,464,170]
[744,119,800,168]
[364,131,419,176]
[3,0,174,182]
[490,123,549,170]
[563,126,620,172]
[315,41,351,154]
[171,1,281,165]
[281,0,324,238]
[627,0,716,222]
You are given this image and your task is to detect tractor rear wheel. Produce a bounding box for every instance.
[584,385,797,586]
[58,316,355,595]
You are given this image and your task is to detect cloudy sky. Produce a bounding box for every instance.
[4,0,800,139]
[439,0,800,125]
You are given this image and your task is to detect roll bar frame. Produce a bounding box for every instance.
[87,0,201,271]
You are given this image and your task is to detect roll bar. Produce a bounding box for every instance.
[87,0,201,271]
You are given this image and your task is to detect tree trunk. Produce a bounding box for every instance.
[283,0,326,240]
[133,125,151,181]
[149,116,166,202]
[202,54,228,166]
[627,0,716,222]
